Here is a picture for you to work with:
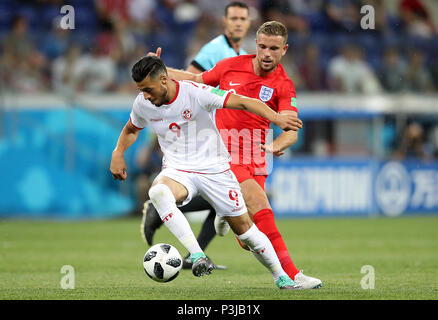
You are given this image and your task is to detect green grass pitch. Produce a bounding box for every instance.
[1,215,437,300]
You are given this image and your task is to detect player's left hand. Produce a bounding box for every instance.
[261,144,285,157]
[274,113,302,131]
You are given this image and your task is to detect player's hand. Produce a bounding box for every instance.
[110,151,128,180]
[273,113,302,131]
[261,144,285,157]
[146,47,161,58]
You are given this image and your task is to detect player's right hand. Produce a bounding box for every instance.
[110,152,128,180]
[146,47,161,58]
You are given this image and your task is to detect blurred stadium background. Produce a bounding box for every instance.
[1,0,438,220]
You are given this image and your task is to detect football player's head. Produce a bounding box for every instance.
[255,21,289,73]
[132,56,169,107]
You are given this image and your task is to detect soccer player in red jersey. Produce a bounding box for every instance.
[151,21,322,289]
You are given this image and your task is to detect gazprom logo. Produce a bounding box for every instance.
[375,162,411,217]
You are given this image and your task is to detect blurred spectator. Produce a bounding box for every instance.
[281,50,304,91]
[52,44,83,94]
[327,44,381,94]
[2,15,33,59]
[430,55,438,91]
[95,0,131,22]
[394,122,433,161]
[74,45,117,93]
[0,15,48,92]
[95,19,121,59]
[290,0,324,16]
[260,0,309,33]
[6,50,48,93]
[151,0,201,68]
[1,0,437,96]
[298,43,327,91]
[95,18,136,88]
[128,0,157,33]
[405,49,434,92]
[323,0,362,33]
[379,47,407,92]
[399,0,437,39]
[117,43,150,93]
[40,17,70,60]
[430,125,438,158]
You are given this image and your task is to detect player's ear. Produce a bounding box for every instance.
[282,43,289,56]
[160,73,167,85]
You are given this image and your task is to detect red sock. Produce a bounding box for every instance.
[253,208,300,279]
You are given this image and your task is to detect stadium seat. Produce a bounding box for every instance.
[0,5,12,30]
[73,6,98,31]
[15,5,40,30]
[41,5,62,29]
[70,30,96,49]
[303,12,329,32]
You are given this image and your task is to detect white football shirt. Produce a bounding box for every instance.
[130,80,232,173]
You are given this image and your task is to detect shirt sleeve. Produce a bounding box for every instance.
[191,41,219,72]
[201,58,228,87]
[277,81,298,113]
[196,85,232,113]
[129,95,148,129]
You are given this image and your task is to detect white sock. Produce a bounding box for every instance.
[148,184,202,255]
[237,224,287,282]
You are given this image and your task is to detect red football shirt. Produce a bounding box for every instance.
[202,54,298,175]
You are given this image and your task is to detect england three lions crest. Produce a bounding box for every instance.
[259,85,274,102]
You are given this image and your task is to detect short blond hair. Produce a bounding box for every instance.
[256,21,288,44]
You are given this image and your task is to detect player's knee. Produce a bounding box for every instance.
[227,213,253,236]
[246,198,271,216]
[148,184,176,207]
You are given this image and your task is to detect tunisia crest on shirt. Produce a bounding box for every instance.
[259,85,274,102]
[182,108,193,120]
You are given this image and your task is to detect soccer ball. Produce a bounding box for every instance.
[143,243,182,282]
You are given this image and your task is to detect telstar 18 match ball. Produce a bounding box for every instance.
[143,243,182,282]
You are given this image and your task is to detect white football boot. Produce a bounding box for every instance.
[214,215,230,236]
[293,271,323,289]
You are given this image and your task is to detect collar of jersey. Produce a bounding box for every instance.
[249,55,279,79]
[223,34,240,55]
[163,79,180,106]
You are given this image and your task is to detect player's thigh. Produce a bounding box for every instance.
[197,170,247,218]
[151,175,189,204]
[239,178,271,216]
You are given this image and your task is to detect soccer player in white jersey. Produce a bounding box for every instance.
[110,56,303,289]
[141,2,252,271]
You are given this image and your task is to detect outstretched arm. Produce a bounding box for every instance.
[110,119,142,180]
[147,47,204,83]
[167,67,205,83]
[224,93,302,132]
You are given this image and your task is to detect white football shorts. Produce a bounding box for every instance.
[155,167,247,218]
